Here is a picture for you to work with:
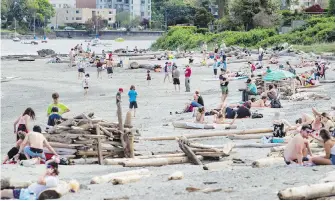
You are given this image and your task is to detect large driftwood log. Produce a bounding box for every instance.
[103,153,187,165]
[277,182,335,200]
[178,137,202,165]
[76,150,122,156]
[49,142,85,149]
[91,169,150,184]
[38,181,72,200]
[124,111,132,128]
[1,177,32,189]
[117,102,123,131]
[120,156,203,167]
[140,128,273,141]
[188,142,234,156]
[252,157,284,168]
[235,143,283,148]
[47,136,72,144]
[228,133,272,140]
[168,171,184,180]
[70,158,98,165]
[100,126,112,137]
[112,174,148,185]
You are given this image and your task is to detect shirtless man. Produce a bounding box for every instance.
[283,124,314,165]
[15,126,58,164]
[251,96,268,107]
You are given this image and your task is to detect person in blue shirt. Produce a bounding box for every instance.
[47,107,62,127]
[242,79,258,102]
[128,85,138,117]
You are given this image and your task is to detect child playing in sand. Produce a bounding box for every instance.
[83,74,89,96]
[146,70,151,86]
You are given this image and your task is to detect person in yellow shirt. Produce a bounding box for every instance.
[47,93,70,116]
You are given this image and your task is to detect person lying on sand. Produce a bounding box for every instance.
[15,126,59,164]
[225,101,251,125]
[0,162,59,199]
[283,124,314,165]
[308,129,335,165]
[250,96,269,107]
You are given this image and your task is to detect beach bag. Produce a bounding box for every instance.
[251,112,263,119]
[273,123,286,138]
[270,99,282,108]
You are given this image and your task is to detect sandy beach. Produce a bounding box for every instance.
[1,48,335,199]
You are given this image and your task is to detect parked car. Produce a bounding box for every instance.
[64,26,75,30]
[117,27,127,31]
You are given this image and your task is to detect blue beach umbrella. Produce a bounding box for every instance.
[263,70,295,81]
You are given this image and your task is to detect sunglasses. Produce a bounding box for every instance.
[306,130,313,134]
[46,165,53,169]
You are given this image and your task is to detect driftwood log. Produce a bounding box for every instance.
[178,137,202,165]
[140,128,273,141]
[38,181,72,200]
[252,157,284,168]
[168,171,184,180]
[228,133,272,140]
[91,169,149,184]
[235,143,284,148]
[1,178,32,189]
[277,182,335,200]
[111,174,148,185]
[119,156,203,167]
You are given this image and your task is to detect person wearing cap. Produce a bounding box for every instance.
[185,65,192,92]
[283,124,314,165]
[0,162,59,199]
[242,78,257,102]
[116,88,123,105]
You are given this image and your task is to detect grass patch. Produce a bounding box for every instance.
[1,29,14,33]
[293,43,335,54]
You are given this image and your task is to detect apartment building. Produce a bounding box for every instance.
[96,0,151,19]
[76,0,96,8]
[50,8,116,28]
[49,0,76,8]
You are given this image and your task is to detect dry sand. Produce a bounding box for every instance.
[1,55,335,200]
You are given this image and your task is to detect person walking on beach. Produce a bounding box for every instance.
[96,59,103,79]
[68,48,74,67]
[213,58,218,78]
[163,62,171,83]
[47,92,70,116]
[172,65,181,91]
[185,65,192,92]
[106,58,113,78]
[77,59,85,79]
[258,46,264,67]
[219,69,229,102]
[82,74,90,96]
[146,70,151,86]
[14,108,36,142]
[128,85,138,117]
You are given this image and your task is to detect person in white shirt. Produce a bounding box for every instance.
[68,48,75,67]
[1,162,59,199]
[83,74,90,96]
[77,60,85,79]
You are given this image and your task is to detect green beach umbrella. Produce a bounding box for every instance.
[263,70,295,81]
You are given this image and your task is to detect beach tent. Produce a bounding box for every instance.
[263,70,295,81]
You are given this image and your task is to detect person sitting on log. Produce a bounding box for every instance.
[242,78,257,102]
[308,129,335,165]
[14,125,59,164]
[47,92,70,116]
[0,162,59,199]
[283,124,314,165]
[2,132,27,164]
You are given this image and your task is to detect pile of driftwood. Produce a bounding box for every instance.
[44,112,138,164]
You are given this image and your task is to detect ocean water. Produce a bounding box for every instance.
[1,39,156,56]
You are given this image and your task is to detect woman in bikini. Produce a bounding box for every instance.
[13,108,35,143]
[309,129,335,165]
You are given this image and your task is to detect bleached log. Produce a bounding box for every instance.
[277,182,335,200]
[70,158,99,165]
[112,174,148,185]
[124,111,132,128]
[47,136,72,144]
[235,143,283,148]
[140,128,273,141]
[38,181,73,200]
[228,133,272,140]
[188,143,234,156]
[90,169,150,184]
[252,157,284,168]
[1,177,32,189]
[100,126,112,137]
[203,160,233,171]
[168,171,184,180]
[49,142,84,149]
[76,150,122,156]
[320,171,335,183]
[120,156,204,167]
[103,153,187,165]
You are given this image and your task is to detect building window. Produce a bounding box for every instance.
[59,4,61,8]
[66,17,68,20]
[72,17,74,20]
[109,18,112,21]
[125,0,129,3]
[141,0,145,4]
[100,6,102,8]
[76,10,79,13]
[66,10,69,13]
[109,5,112,8]
[117,0,122,2]
[141,12,144,16]
[109,11,112,14]
[76,17,82,20]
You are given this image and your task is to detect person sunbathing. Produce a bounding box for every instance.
[283,124,314,165]
[225,102,251,125]
[250,96,269,107]
[309,129,335,165]
[195,107,205,123]
[0,162,59,199]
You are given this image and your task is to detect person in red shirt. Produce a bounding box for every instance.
[108,53,113,60]
[185,65,192,92]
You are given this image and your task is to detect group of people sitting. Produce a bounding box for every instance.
[3,93,69,165]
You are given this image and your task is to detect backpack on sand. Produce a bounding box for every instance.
[271,99,282,108]
[273,123,286,138]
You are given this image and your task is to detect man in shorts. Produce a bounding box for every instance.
[128,85,138,117]
[219,69,229,102]
[283,124,314,165]
[172,65,180,91]
[15,126,59,164]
